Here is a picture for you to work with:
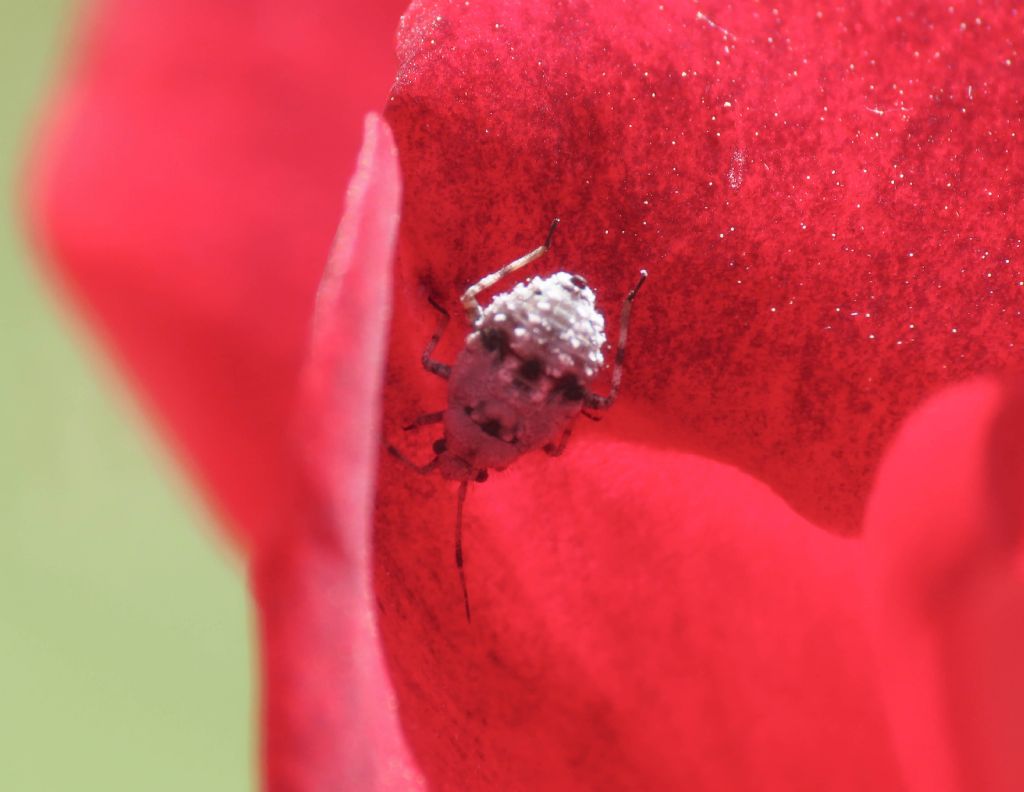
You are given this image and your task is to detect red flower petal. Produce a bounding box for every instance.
[866,378,1024,792]
[376,431,903,789]
[385,1,1024,532]
[28,0,408,549]
[374,2,1023,786]
[254,114,423,791]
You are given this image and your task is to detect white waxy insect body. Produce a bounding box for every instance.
[439,272,606,480]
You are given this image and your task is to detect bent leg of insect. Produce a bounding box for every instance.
[417,219,558,380]
[544,425,574,457]
[421,297,452,379]
[460,217,560,322]
[584,268,648,410]
[386,443,441,474]
[403,410,444,431]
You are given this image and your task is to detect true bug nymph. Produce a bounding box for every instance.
[389,219,647,621]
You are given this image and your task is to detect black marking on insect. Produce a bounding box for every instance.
[388,219,647,622]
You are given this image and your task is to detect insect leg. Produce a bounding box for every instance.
[460,218,560,323]
[455,478,472,622]
[386,444,441,475]
[585,269,648,410]
[403,411,445,431]
[543,425,574,457]
[422,296,452,379]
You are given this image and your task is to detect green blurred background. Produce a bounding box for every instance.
[0,3,253,790]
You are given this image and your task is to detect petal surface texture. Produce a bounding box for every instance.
[386,0,1024,532]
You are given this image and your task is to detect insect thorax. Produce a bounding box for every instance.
[469,271,607,377]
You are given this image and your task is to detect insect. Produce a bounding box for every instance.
[389,219,647,621]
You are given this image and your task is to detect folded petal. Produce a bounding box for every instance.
[255,114,424,792]
[387,0,1024,532]
[376,411,904,790]
[28,0,408,549]
[866,378,1024,792]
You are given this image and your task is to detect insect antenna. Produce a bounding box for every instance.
[455,478,472,622]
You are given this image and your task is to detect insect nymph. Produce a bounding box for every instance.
[389,219,647,621]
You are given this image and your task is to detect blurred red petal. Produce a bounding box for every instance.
[255,114,424,791]
[386,1,1024,532]
[376,413,903,790]
[866,378,1024,792]
[28,0,408,549]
